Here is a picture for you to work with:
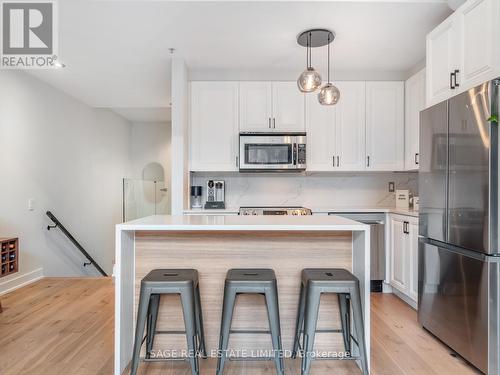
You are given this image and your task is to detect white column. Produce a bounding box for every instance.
[170,57,189,215]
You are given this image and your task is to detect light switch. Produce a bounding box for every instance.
[28,198,35,211]
[388,182,395,192]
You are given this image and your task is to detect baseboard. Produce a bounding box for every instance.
[0,268,44,295]
[382,282,393,293]
[392,287,418,310]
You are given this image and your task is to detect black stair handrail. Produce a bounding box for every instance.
[46,211,107,276]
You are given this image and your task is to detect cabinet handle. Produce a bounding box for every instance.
[273,118,276,129]
[367,156,370,167]
[415,153,419,165]
[337,156,340,167]
[450,72,455,90]
[333,156,335,167]
[403,221,410,234]
[236,156,239,168]
[268,118,271,128]
[453,69,460,88]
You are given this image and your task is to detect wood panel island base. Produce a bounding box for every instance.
[115,215,370,375]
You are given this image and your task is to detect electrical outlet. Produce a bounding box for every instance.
[388,182,395,192]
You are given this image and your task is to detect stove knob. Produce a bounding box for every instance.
[252,210,258,215]
[292,211,298,215]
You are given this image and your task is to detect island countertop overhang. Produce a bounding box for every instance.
[116,214,370,232]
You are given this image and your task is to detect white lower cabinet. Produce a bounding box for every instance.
[408,220,419,302]
[389,214,419,306]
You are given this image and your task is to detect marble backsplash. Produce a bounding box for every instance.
[191,172,418,209]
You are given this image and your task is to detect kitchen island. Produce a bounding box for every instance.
[114,215,370,374]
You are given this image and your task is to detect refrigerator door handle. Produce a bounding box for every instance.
[422,237,487,261]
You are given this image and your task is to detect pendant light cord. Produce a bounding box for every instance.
[327,33,331,83]
[307,33,312,69]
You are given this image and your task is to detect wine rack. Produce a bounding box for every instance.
[0,238,18,278]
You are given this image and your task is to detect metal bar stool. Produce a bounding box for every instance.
[216,268,284,375]
[130,269,207,375]
[291,268,369,375]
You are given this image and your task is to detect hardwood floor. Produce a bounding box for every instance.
[0,278,479,375]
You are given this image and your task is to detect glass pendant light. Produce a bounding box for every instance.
[297,32,322,93]
[318,34,340,105]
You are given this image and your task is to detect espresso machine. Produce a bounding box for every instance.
[204,180,225,209]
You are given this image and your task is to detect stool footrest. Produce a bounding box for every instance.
[228,357,274,362]
[141,357,187,362]
[229,329,271,335]
[298,328,345,334]
[154,330,187,335]
[313,356,360,361]
[315,329,344,334]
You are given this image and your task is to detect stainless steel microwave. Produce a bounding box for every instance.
[239,132,306,171]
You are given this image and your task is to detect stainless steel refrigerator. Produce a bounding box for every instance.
[418,79,500,374]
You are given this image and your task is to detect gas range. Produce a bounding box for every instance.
[239,206,312,216]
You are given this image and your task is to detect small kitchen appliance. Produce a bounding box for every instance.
[239,132,306,171]
[190,186,203,209]
[395,190,410,209]
[205,180,225,209]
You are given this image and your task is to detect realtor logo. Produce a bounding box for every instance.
[1,0,59,69]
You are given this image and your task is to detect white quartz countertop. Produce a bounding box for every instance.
[183,207,419,217]
[117,214,369,232]
[310,207,419,217]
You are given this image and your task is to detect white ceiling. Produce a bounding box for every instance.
[112,107,171,123]
[28,0,452,122]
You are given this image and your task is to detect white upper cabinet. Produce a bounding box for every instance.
[189,80,406,172]
[239,82,273,131]
[335,82,366,171]
[306,92,337,171]
[405,69,426,170]
[239,81,305,132]
[426,0,500,107]
[306,81,366,172]
[426,17,457,107]
[365,82,405,171]
[272,82,306,132]
[457,0,498,90]
[190,82,239,171]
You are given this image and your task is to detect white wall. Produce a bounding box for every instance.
[131,122,171,181]
[191,172,418,209]
[0,70,132,284]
